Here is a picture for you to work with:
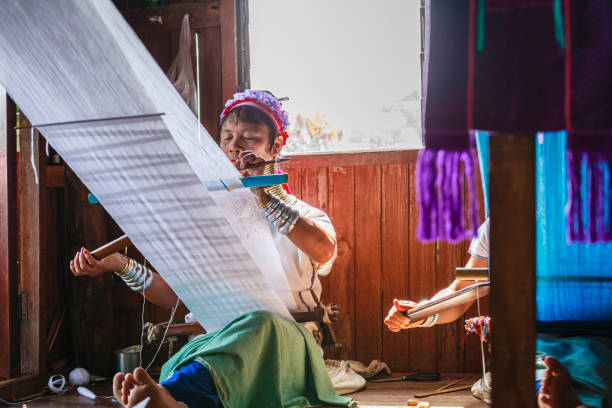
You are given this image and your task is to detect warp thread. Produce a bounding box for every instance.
[145,297,180,371]
[30,127,39,185]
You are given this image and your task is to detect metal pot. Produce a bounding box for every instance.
[114,345,141,374]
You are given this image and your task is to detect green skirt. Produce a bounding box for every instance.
[160,310,356,408]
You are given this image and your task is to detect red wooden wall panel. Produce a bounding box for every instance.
[380,163,412,369]
[286,154,488,373]
[354,165,382,364]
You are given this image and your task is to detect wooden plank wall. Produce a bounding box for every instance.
[0,92,18,380]
[286,151,488,373]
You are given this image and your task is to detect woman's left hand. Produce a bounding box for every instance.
[235,150,267,177]
[235,151,270,201]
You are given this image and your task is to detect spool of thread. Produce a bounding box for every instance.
[76,386,96,400]
[68,367,90,386]
[47,374,68,394]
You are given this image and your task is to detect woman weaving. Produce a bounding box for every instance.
[384,219,611,408]
[70,90,352,408]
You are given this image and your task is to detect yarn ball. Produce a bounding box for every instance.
[48,374,67,394]
[68,367,90,386]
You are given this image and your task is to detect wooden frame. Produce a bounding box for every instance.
[17,118,47,376]
[285,149,419,169]
[490,133,536,406]
[0,91,18,380]
[220,0,238,102]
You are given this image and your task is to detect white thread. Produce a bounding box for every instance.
[195,31,201,143]
[68,367,90,386]
[145,297,180,372]
[139,258,148,368]
[45,140,50,157]
[76,386,96,400]
[30,127,39,184]
[47,374,67,394]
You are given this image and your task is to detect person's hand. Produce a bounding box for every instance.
[235,150,267,177]
[70,249,127,277]
[235,151,271,201]
[384,299,424,332]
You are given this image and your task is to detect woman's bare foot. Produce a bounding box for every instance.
[113,372,128,406]
[537,356,593,408]
[112,368,185,408]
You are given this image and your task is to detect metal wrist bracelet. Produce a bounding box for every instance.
[262,195,283,215]
[116,258,133,276]
[263,194,300,235]
[272,206,292,228]
[115,258,154,292]
[419,313,439,328]
[278,209,299,235]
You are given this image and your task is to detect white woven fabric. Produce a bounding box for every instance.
[0,0,296,331]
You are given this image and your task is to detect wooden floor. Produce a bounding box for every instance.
[339,374,488,407]
[16,374,488,407]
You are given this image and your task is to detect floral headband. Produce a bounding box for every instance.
[220,89,290,145]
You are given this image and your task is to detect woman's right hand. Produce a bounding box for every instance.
[70,248,127,277]
[384,299,424,332]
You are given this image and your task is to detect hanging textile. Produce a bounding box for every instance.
[0,0,297,332]
[421,0,612,243]
[476,131,612,326]
[536,132,612,326]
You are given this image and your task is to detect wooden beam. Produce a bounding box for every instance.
[0,91,18,379]
[44,165,65,188]
[490,133,536,407]
[285,150,419,170]
[123,3,221,32]
[220,0,238,102]
[235,0,250,90]
[0,374,46,402]
[18,117,47,375]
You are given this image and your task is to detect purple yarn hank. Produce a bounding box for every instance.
[417,148,479,243]
[417,149,438,241]
[566,150,612,243]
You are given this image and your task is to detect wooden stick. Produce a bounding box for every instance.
[455,267,489,281]
[413,384,472,398]
[165,322,206,337]
[244,157,290,170]
[90,234,132,260]
[47,307,67,353]
[435,376,466,392]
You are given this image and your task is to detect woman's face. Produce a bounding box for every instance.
[220,118,282,162]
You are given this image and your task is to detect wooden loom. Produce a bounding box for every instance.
[90,235,341,348]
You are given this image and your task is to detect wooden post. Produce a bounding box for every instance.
[0,90,18,379]
[18,116,47,375]
[490,133,536,407]
[235,0,250,91]
[220,0,239,101]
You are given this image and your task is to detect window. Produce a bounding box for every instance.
[248,0,422,153]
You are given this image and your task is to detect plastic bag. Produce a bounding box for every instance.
[167,14,197,113]
[325,360,366,395]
